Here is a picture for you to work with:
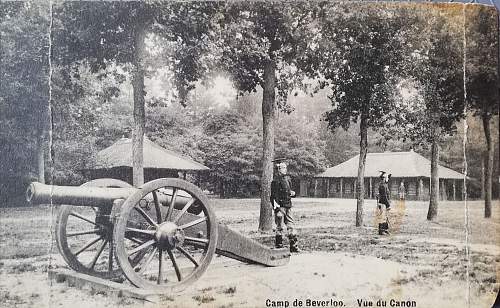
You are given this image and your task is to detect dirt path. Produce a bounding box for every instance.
[0,199,499,307]
[0,251,495,308]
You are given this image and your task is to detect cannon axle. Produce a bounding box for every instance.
[154,222,186,250]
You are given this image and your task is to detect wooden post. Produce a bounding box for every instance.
[299,180,308,197]
[314,178,318,198]
[369,177,372,199]
[340,178,343,198]
[326,178,330,198]
[452,180,456,201]
[416,178,419,200]
[418,178,424,201]
[441,179,448,201]
[438,179,442,201]
[438,179,441,201]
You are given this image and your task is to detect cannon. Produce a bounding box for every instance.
[27,178,289,292]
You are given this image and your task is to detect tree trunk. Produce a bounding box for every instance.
[131,23,147,187]
[356,106,369,227]
[258,59,277,232]
[36,132,45,184]
[482,113,493,218]
[427,129,440,220]
[481,157,485,199]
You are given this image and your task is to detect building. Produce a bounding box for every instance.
[85,137,209,184]
[303,151,465,201]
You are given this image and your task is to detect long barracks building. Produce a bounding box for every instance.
[302,151,467,201]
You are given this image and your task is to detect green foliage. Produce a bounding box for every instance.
[196,101,327,197]
[51,62,132,184]
[48,1,221,186]
[275,115,327,179]
[198,112,262,197]
[2,2,496,207]
[0,2,50,205]
[53,2,220,103]
[218,2,318,109]
[383,6,466,145]
[314,4,408,131]
[464,5,498,117]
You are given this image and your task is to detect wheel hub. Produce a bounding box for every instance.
[154,222,185,249]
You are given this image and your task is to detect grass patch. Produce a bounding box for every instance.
[223,286,237,294]
[1,291,25,305]
[160,295,175,302]
[9,262,37,274]
[193,294,215,304]
[89,288,107,296]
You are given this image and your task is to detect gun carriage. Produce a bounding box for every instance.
[27,178,289,292]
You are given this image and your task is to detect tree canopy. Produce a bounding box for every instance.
[1,1,497,212]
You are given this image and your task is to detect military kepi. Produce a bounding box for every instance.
[379,170,391,179]
[272,157,288,165]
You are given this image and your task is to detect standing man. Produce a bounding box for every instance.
[377,171,392,235]
[271,158,299,253]
[398,180,406,200]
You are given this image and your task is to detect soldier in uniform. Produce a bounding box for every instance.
[270,158,299,253]
[377,171,391,235]
[398,181,406,200]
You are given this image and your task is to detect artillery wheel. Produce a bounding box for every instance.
[55,178,130,279]
[114,178,218,292]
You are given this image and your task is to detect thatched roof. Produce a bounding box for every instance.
[316,151,464,179]
[90,137,209,171]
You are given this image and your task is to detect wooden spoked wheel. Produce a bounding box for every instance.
[55,178,131,279]
[113,178,218,292]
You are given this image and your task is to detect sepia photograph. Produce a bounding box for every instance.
[0,1,499,307]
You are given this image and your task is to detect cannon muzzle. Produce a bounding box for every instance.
[26,182,193,210]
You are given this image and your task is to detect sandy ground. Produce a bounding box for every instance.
[0,198,499,308]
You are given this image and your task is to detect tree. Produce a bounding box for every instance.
[0,2,50,204]
[465,5,499,217]
[382,6,466,220]
[52,2,219,187]
[53,2,146,186]
[411,7,466,221]
[51,61,128,184]
[275,116,327,180]
[198,112,262,197]
[194,92,327,198]
[218,2,319,231]
[303,3,408,226]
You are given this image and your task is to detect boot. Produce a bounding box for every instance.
[275,234,283,248]
[378,222,390,235]
[289,234,300,253]
[378,223,384,235]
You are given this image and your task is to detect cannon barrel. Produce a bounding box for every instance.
[38,178,289,292]
[26,182,194,210]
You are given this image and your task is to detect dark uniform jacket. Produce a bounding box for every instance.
[378,182,391,208]
[271,175,293,208]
